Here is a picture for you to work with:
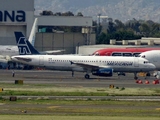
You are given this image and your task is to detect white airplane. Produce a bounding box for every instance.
[11,54,155,79]
[10,31,156,79]
[139,50,160,78]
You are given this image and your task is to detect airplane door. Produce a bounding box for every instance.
[153,54,157,63]
[134,57,139,67]
[96,59,101,66]
[39,56,44,65]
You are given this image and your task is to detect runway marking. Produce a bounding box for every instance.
[156,108,160,110]
[0,103,5,105]
[48,106,61,109]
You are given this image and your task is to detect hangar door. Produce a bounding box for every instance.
[0,25,26,45]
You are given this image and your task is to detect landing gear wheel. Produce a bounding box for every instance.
[146,73,150,77]
[85,74,90,79]
[72,71,74,77]
[134,76,138,80]
[134,73,138,80]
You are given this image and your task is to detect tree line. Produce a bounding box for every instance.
[96,18,160,44]
[40,10,83,16]
[40,11,160,44]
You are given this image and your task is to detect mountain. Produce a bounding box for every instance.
[34,0,160,22]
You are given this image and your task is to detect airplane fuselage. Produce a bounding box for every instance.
[139,50,160,71]
[0,46,18,57]
[11,55,155,73]
[93,47,160,57]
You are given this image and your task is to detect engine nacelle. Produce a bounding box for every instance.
[92,68,113,77]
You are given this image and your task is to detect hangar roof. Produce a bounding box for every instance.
[35,16,92,27]
[0,0,34,11]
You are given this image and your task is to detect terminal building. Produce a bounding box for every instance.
[0,0,95,54]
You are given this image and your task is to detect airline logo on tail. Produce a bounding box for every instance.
[14,32,39,55]
[17,37,32,55]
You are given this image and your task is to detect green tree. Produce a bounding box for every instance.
[114,19,125,30]
[62,11,74,16]
[76,12,83,16]
[139,23,151,37]
[53,12,62,16]
[96,32,110,44]
[40,10,53,15]
[107,21,116,34]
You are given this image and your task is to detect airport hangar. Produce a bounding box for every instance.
[0,0,95,54]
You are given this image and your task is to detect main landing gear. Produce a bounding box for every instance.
[72,71,74,77]
[71,71,90,79]
[134,72,138,80]
[84,74,90,79]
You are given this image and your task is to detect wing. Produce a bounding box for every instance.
[13,57,32,62]
[70,61,110,71]
[40,49,65,54]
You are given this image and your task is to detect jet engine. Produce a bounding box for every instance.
[92,68,113,77]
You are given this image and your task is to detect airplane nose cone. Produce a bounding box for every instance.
[11,56,17,61]
[150,63,156,70]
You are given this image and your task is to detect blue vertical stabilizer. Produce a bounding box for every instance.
[14,32,40,55]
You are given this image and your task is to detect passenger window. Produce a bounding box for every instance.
[122,53,132,56]
[112,53,122,56]
[133,53,141,57]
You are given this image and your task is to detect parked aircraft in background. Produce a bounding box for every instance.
[0,18,63,69]
[91,47,160,76]
[92,47,160,57]
[28,18,38,46]
[14,32,65,55]
[0,18,38,69]
[139,50,160,79]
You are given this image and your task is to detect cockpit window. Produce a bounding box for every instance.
[144,61,150,64]
[133,53,140,57]
[138,55,145,58]
[94,52,100,56]
[137,55,141,57]
[142,55,145,58]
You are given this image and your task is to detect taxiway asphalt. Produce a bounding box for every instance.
[0,69,159,88]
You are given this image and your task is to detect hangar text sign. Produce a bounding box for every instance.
[0,10,26,22]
